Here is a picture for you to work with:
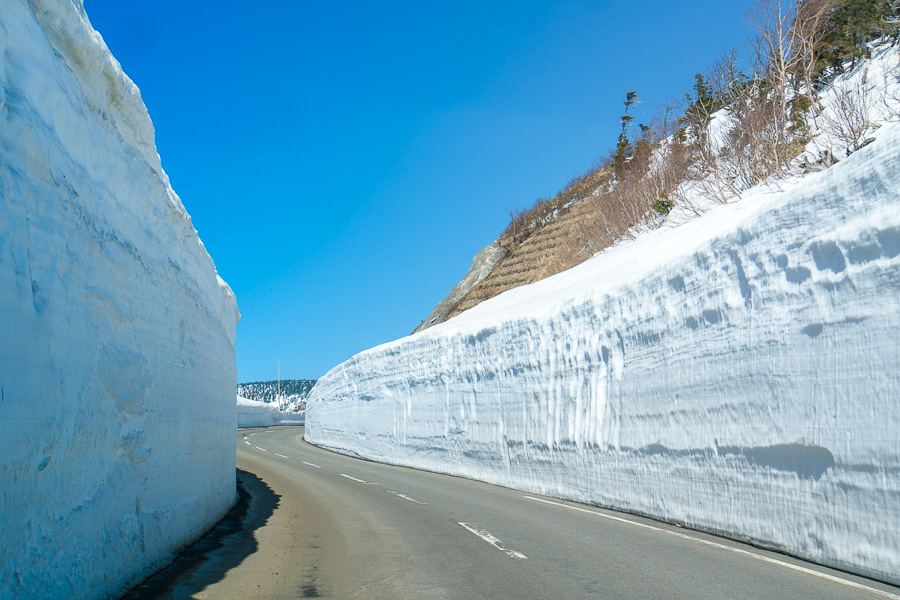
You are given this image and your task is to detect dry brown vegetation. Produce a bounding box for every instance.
[425,0,899,326]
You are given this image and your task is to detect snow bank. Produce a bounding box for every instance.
[307,122,900,584]
[0,1,240,598]
[237,396,304,428]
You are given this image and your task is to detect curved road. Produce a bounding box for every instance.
[192,427,899,599]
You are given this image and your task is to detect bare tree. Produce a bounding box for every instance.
[719,89,789,189]
[706,49,747,106]
[878,47,900,120]
[791,0,838,102]
[747,0,801,88]
[746,0,803,170]
[503,207,527,244]
[823,67,876,153]
[643,101,701,213]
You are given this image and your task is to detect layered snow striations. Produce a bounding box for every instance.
[0,1,240,598]
[307,122,900,584]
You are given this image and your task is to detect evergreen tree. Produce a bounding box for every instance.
[632,123,653,174]
[651,193,674,215]
[683,73,722,133]
[614,91,638,171]
[818,0,898,73]
[693,73,715,111]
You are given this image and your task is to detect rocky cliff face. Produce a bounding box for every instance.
[0,1,239,598]
[414,241,507,333]
[415,179,606,333]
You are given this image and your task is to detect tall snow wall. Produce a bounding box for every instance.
[0,1,240,598]
[307,123,900,584]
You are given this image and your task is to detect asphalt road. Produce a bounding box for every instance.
[187,426,900,599]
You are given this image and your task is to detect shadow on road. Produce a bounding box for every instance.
[121,469,280,599]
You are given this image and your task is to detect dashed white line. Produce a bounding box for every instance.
[275,453,289,459]
[523,496,900,599]
[387,491,426,505]
[458,522,527,560]
[255,447,267,452]
[244,441,252,445]
[340,473,367,483]
[302,461,321,469]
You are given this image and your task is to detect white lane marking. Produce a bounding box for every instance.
[256,447,267,452]
[244,441,252,445]
[275,453,289,459]
[340,473,367,483]
[523,496,900,599]
[458,522,527,560]
[302,461,321,469]
[387,491,426,505]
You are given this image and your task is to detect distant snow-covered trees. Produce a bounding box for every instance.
[237,379,316,403]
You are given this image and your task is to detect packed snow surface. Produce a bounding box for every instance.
[237,395,304,428]
[0,1,240,598]
[307,121,900,583]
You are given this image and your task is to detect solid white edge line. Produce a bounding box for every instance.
[523,496,899,599]
[275,453,289,459]
[340,473,367,483]
[458,522,527,560]
[302,461,321,469]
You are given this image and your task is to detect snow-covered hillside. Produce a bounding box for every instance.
[307,98,900,585]
[237,395,304,428]
[0,1,240,598]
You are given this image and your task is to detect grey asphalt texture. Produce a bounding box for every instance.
[134,426,900,599]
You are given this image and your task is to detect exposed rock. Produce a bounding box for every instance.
[414,241,507,333]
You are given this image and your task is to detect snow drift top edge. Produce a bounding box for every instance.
[25,0,239,322]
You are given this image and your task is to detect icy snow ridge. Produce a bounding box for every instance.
[307,123,900,584]
[0,1,239,599]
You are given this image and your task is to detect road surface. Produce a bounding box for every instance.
[168,426,900,599]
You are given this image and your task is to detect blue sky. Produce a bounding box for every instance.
[84,0,753,382]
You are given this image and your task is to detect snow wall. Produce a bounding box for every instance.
[307,123,900,584]
[237,396,304,428]
[0,1,240,598]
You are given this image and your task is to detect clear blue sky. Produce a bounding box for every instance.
[84,0,753,382]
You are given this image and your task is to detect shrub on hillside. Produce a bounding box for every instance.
[489,0,899,304]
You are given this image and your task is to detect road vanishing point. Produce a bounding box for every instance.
[135,426,900,599]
